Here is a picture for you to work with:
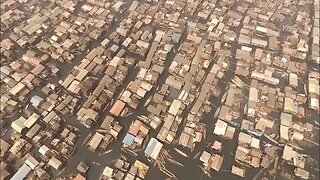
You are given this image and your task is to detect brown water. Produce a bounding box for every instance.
[2,0,319,180]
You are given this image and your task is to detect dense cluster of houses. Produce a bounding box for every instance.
[1,0,319,180]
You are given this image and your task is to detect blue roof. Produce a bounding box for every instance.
[144,138,157,156]
[122,133,135,145]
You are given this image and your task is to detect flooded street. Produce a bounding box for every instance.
[1,0,319,180]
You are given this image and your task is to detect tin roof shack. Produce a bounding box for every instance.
[295,167,310,180]
[10,163,32,180]
[247,87,259,118]
[311,9,320,63]
[11,116,27,134]
[157,115,183,143]
[12,12,53,47]
[251,71,279,86]
[73,174,86,180]
[255,117,274,135]
[0,139,10,158]
[100,166,114,180]
[76,107,99,128]
[100,115,120,134]
[280,112,293,142]
[38,18,93,62]
[168,99,183,116]
[218,85,245,123]
[1,7,25,32]
[231,165,246,177]
[178,114,206,150]
[251,83,281,117]
[48,157,63,170]
[282,145,309,176]
[199,151,224,172]
[114,155,150,180]
[137,115,162,131]
[144,138,163,161]
[59,125,78,146]
[1,38,15,59]
[77,162,89,173]
[283,97,299,115]
[128,160,149,180]
[122,79,153,109]
[24,153,40,170]
[85,131,113,152]
[50,132,77,157]
[235,133,262,168]
[0,161,10,180]
[122,120,150,150]
[308,72,319,110]
[110,100,126,117]
[212,140,223,152]
[213,119,236,140]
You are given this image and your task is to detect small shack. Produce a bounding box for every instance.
[110,100,125,117]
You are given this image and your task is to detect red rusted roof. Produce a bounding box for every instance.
[110,100,125,117]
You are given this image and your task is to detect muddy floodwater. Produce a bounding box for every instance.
[1,0,319,180]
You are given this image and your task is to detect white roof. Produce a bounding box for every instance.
[122,37,132,47]
[30,96,43,107]
[145,138,163,159]
[309,78,319,95]
[283,145,297,161]
[280,125,290,140]
[140,82,152,91]
[168,99,182,115]
[88,132,104,150]
[9,82,25,95]
[200,151,211,164]
[136,88,147,98]
[289,73,298,87]
[241,46,252,52]
[151,140,163,159]
[310,97,319,108]
[48,157,62,170]
[256,26,267,33]
[101,38,110,46]
[23,113,40,128]
[112,1,124,11]
[155,30,165,42]
[213,120,227,136]
[110,56,121,67]
[292,131,304,141]
[103,166,113,177]
[251,71,279,85]
[10,164,31,180]
[25,154,39,169]
[280,112,293,127]
[11,117,27,133]
[39,145,50,155]
[238,132,252,144]
[249,88,258,102]
[120,91,132,103]
[250,137,260,149]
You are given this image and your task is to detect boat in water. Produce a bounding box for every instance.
[229,121,241,128]
[213,106,221,119]
[103,149,112,154]
[173,148,189,158]
[221,90,228,103]
[246,129,263,137]
[144,96,152,107]
[199,123,206,140]
[198,165,212,179]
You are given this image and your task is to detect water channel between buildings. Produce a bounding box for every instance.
[1,0,319,180]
